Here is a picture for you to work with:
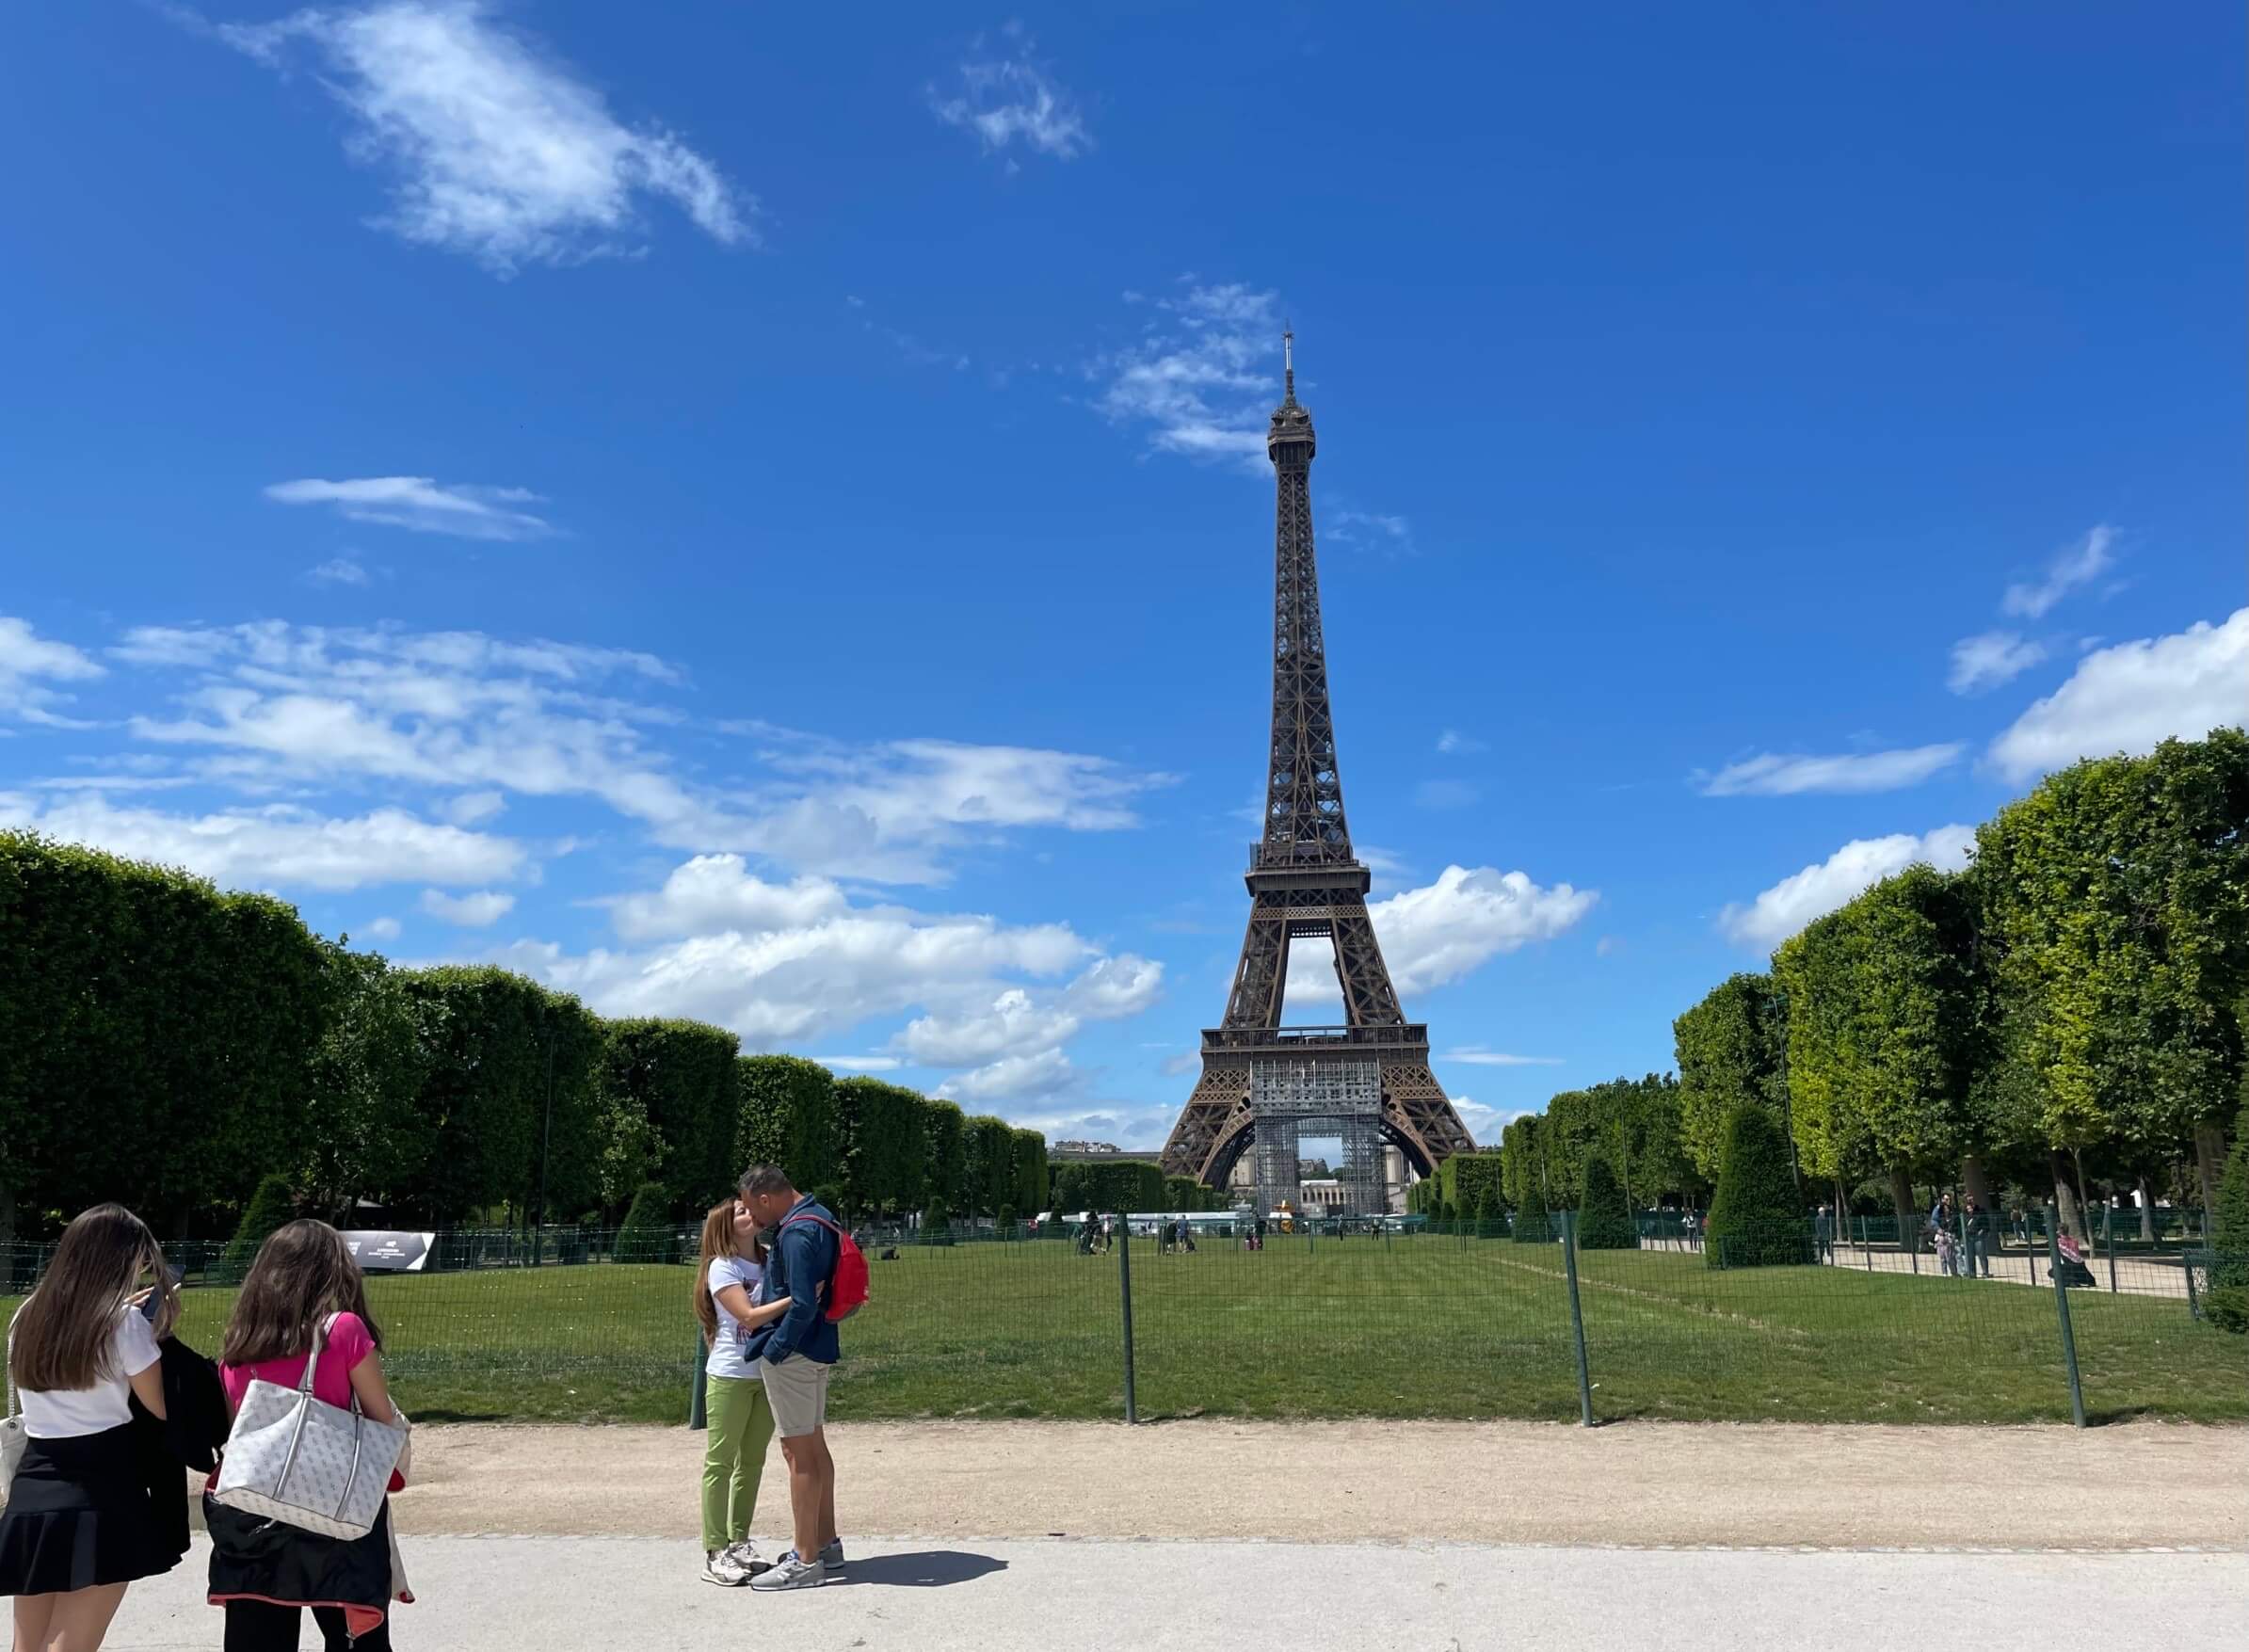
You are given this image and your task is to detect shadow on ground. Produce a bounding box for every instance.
[836,1550,1008,1588]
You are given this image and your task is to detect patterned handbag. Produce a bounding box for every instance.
[0,1320,25,1510]
[211,1315,407,1540]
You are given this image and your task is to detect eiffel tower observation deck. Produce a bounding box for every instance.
[1159,334,1475,1201]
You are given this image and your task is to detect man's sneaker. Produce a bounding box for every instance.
[818,1539,845,1573]
[748,1553,825,1592]
[726,1540,771,1576]
[703,1548,750,1587]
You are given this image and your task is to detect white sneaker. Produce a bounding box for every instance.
[727,1540,771,1576]
[748,1553,825,1592]
[703,1548,750,1586]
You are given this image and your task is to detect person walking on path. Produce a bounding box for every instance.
[205,1220,410,1652]
[735,1167,846,1593]
[691,1202,796,1587]
[1962,1195,1993,1278]
[1,1205,180,1652]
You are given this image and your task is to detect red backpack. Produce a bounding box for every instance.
[783,1212,869,1323]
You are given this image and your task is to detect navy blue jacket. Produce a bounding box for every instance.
[747,1196,841,1367]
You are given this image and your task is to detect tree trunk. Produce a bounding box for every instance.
[2051,1149,2087,1243]
[2194,1122,2226,1221]
[2136,1174,2155,1243]
[1888,1165,1918,1251]
[1962,1153,1994,1215]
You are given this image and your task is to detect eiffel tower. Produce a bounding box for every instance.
[1159,333,1475,1197]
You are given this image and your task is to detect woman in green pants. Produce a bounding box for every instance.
[692,1201,795,1585]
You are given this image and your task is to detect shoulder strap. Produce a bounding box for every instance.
[781,1212,844,1237]
[298,1313,333,1397]
[4,1308,17,1424]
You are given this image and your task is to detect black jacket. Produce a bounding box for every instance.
[125,1334,232,1565]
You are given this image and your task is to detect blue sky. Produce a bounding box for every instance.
[3,3,2242,1152]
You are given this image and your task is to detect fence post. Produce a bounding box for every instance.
[1860,1215,1871,1271]
[2046,1202,2087,1429]
[1116,1213,1139,1425]
[1559,1209,1595,1428]
[686,1337,708,1429]
[2104,1206,2118,1294]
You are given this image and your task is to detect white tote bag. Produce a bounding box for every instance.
[212,1315,407,1541]
[0,1321,25,1511]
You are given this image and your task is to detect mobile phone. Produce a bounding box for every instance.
[138,1265,184,1321]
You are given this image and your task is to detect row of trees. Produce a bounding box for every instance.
[0,833,1048,1241]
[1676,731,2249,1242]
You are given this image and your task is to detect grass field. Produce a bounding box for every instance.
[8,1235,2241,1426]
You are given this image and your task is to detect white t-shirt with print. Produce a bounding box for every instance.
[704,1256,765,1382]
[8,1303,162,1439]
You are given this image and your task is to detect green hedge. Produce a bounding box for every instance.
[602,1018,741,1218]
[1012,1129,1049,1215]
[1053,1159,1167,1213]
[1576,1154,1638,1249]
[1438,1150,1507,1217]
[736,1054,841,1193]
[1706,1105,1810,1269]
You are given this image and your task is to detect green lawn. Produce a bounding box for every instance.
[8,1235,2241,1426]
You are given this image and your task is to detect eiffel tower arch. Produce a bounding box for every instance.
[1160,335,1475,1203]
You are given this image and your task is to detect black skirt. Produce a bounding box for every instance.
[0,1424,176,1596]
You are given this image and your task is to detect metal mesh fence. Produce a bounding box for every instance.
[4,1212,2241,1427]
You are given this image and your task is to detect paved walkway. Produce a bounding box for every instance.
[105,1536,2248,1651]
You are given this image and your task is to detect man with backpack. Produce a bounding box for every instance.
[736,1165,862,1592]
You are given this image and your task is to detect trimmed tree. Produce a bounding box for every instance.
[1576,1153,1638,1250]
[616,1180,676,1262]
[223,1173,298,1275]
[1514,1178,1550,1243]
[1705,1105,1810,1269]
[2208,1099,2249,1332]
[1475,1181,1504,1234]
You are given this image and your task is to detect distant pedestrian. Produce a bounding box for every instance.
[1814,1204,1834,1263]
[0,1205,180,1652]
[1962,1196,1993,1278]
[736,1165,850,1592]
[1682,1211,1700,1254]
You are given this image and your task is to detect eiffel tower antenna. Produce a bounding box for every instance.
[1159,330,1474,1206]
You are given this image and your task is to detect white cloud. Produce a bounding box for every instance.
[1091,281,1283,466]
[441,789,506,826]
[0,793,525,891]
[1286,864,1597,1005]
[899,954,1163,1069]
[1595,935,1623,958]
[1450,1097,1534,1148]
[305,555,372,586]
[928,36,1089,161]
[937,1047,1077,1103]
[810,1054,901,1073]
[1946,630,2048,696]
[0,616,104,727]
[1435,729,1486,755]
[1158,1051,1199,1078]
[1986,609,2249,783]
[419,886,515,926]
[1327,510,1414,555]
[1442,1048,1564,1067]
[2001,524,2115,620]
[1700,744,1964,796]
[608,855,849,940]
[218,1,751,273]
[1718,825,1977,950]
[265,477,554,541]
[362,915,402,939]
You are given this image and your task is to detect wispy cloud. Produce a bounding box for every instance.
[1090,281,1283,466]
[1986,608,2249,784]
[928,27,1090,164]
[419,886,515,926]
[1435,729,1486,755]
[1699,744,1963,796]
[214,1,752,274]
[2001,524,2115,620]
[0,616,104,728]
[811,1055,903,1073]
[1946,630,2047,696]
[1327,509,1414,555]
[265,477,554,541]
[1442,1047,1564,1067]
[305,555,373,586]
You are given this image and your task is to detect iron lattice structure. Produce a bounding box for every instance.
[1161,335,1476,1192]
[1248,1057,1386,1218]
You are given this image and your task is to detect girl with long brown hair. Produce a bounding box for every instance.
[693,1200,793,1586]
[205,1221,405,1652]
[0,1203,179,1652]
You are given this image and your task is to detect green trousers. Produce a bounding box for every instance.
[702,1374,777,1550]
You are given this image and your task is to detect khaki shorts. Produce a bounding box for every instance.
[762,1355,834,1438]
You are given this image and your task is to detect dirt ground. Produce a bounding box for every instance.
[355,1419,2245,1549]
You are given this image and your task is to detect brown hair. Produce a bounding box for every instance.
[220,1220,384,1369]
[9,1205,176,1391]
[691,1201,765,1347]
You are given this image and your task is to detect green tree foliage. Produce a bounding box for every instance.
[735,1055,840,1192]
[1674,973,1788,1182]
[1500,1116,1546,1211]
[1053,1159,1166,1213]
[1475,1181,1504,1229]
[297,950,444,1222]
[1011,1129,1049,1216]
[396,968,605,1226]
[2207,1099,2249,1332]
[963,1115,1017,1216]
[1165,1175,1205,1211]
[601,1018,741,1218]
[834,1077,928,1217]
[1437,1150,1506,1218]
[1575,1153,1638,1249]
[0,833,331,1239]
[1705,1105,1810,1269]
[920,1099,968,1219]
[616,1180,678,1261]
[223,1173,298,1273]
[1976,734,2249,1221]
